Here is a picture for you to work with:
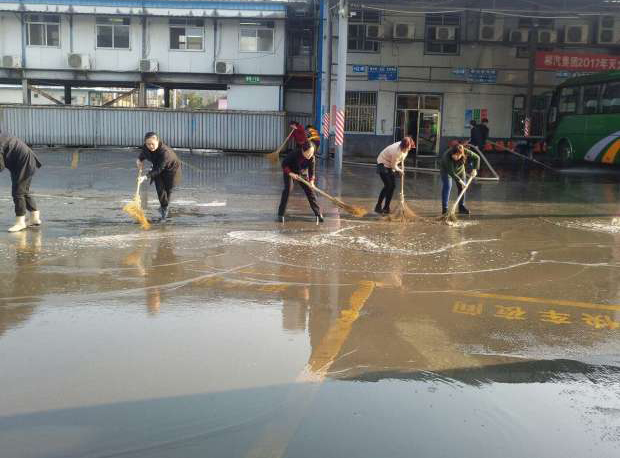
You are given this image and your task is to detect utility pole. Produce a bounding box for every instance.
[333,0,348,174]
[318,0,331,163]
[525,24,539,140]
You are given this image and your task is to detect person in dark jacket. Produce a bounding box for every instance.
[440,143,480,215]
[479,118,490,148]
[469,120,483,151]
[277,142,323,223]
[0,132,42,232]
[136,132,181,221]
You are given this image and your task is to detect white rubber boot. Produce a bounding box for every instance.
[8,216,27,233]
[28,210,42,226]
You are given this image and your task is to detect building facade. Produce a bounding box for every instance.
[320,1,620,156]
[0,0,294,111]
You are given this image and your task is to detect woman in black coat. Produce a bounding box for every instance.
[0,132,42,232]
[136,132,181,221]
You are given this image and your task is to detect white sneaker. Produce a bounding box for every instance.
[8,216,27,233]
[28,210,42,226]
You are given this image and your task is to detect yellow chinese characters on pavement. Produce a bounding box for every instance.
[539,310,572,325]
[495,305,527,321]
[453,301,483,316]
[582,313,620,330]
[451,298,619,332]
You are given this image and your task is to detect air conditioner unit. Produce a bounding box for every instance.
[1,55,21,68]
[510,28,529,43]
[140,59,158,73]
[366,24,384,39]
[215,60,233,74]
[434,26,456,41]
[598,15,619,44]
[392,23,415,40]
[479,13,504,41]
[565,25,589,44]
[536,29,557,44]
[68,53,90,70]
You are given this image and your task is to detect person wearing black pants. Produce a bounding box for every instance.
[136,132,181,221]
[0,132,42,232]
[278,142,323,223]
[375,137,415,214]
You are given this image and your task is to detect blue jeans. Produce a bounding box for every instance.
[441,172,465,210]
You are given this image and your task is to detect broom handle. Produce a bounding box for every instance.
[400,169,405,204]
[292,174,340,203]
[134,169,144,199]
[275,129,294,154]
[489,141,557,172]
[450,174,475,215]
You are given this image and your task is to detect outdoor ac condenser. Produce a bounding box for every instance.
[68,53,91,70]
[565,25,589,44]
[366,24,384,40]
[392,23,415,40]
[510,28,530,43]
[598,16,619,44]
[434,26,456,41]
[215,61,234,74]
[1,55,21,68]
[479,13,504,41]
[537,29,558,45]
[140,59,159,73]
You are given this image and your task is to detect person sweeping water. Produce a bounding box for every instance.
[440,143,479,215]
[277,141,324,223]
[375,137,415,215]
[136,132,181,221]
[0,132,42,232]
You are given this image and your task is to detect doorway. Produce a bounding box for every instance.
[394,94,442,156]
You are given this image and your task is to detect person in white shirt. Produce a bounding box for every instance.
[375,137,415,214]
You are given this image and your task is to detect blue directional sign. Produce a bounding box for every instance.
[352,65,367,73]
[368,66,398,81]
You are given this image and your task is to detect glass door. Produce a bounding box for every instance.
[416,110,441,155]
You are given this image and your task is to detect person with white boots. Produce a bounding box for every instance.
[0,132,42,232]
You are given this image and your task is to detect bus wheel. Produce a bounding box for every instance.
[557,140,572,167]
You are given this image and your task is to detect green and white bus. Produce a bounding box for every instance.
[548,70,620,165]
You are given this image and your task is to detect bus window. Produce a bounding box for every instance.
[582,85,601,114]
[601,82,620,113]
[559,87,578,114]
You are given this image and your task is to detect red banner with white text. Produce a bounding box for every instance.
[536,51,620,72]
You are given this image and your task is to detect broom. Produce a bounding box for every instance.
[266,129,294,164]
[291,174,367,217]
[388,171,416,222]
[439,174,475,224]
[123,170,151,230]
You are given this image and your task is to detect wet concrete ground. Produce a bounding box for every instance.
[1,149,619,458]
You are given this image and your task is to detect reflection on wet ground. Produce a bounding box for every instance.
[0,150,619,458]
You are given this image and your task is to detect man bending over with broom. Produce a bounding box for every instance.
[375,137,415,215]
[0,131,42,232]
[440,143,479,215]
[277,141,324,224]
[136,132,181,222]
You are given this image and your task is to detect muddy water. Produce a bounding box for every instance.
[0,150,619,458]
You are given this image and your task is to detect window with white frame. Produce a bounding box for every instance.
[425,13,460,55]
[239,21,275,52]
[26,14,60,47]
[96,16,130,49]
[348,8,380,52]
[345,91,377,133]
[170,18,204,50]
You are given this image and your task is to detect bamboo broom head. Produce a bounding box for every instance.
[123,195,150,230]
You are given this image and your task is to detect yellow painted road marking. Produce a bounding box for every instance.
[244,281,375,458]
[602,139,620,164]
[462,292,620,312]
